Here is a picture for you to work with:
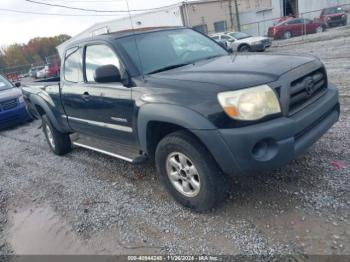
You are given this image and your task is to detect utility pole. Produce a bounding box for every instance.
[228,0,235,31]
[234,0,241,32]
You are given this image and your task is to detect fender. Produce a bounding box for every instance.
[137,103,241,175]
[137,103,216,154]
[29,93,68,133]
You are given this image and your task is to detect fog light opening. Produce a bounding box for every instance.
[252,138,278,161]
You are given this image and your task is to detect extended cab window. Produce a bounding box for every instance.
[85,44,121,82]
[64,47,81,83]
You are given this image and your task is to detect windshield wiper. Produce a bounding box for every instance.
[148,63,193,75]
[148,63,191,74]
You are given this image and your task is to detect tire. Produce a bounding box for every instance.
[283,31,292,39]
[155,131,229,212]
[238,44,251,52]
[315,26,324,34]
[42,115,71,156]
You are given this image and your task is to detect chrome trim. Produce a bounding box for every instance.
[68,116,133,133]
[72,142,134,163]
[111,117,128,123]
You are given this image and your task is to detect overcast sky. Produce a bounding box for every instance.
[0,0,182,46]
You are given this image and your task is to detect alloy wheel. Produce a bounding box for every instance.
[166,152,201,198]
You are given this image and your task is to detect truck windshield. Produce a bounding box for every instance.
[118,28,228,75]
[0,75,13,91]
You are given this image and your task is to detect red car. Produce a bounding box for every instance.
[268,18,326,40]
[47,63,61,77]
[320,6,348,27]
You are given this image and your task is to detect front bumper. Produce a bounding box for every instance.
[0,103,29,129]
[250,43,266,51]
[193,85,339,175]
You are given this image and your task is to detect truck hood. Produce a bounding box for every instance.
[0,88,22,103]
[149,54,316,90]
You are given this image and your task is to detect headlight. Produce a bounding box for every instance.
[18,95,25,103]
[217,85,281,121]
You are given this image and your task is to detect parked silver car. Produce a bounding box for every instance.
[211,32,272,52]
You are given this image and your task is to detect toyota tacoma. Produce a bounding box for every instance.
[23,27,340,211]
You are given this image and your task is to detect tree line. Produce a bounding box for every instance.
[0,34,71,72]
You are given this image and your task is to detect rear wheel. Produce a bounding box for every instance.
[42,115,71,156]
[315,26,324,33]
[283,31,292,39]
[155,131,229,212]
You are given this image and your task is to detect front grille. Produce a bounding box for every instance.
[0,99,18,111]
[288,69,327,115]
[330,16,342,21]
[262,39,271,45]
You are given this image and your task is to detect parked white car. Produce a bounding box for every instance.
[211,32,272,52]
[36,65,49,79]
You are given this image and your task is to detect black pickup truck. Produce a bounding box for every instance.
[24,27,340,211]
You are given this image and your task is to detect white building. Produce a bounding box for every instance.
[239,0,349,36]
[57,0,350,57]
[57,3,183,57]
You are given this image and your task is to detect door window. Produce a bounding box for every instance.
[64,47,81,83]
[287,19,302,25]
[85,44,121,82]
[221,35,232,41]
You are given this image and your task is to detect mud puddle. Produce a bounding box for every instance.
[4,205,162,255]
[5,206,95,255]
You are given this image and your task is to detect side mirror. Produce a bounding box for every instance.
[15,82,21,88]
[94,64,121,83]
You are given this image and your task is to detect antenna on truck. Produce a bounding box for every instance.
[124,0,145,81]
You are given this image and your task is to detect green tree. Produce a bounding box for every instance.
[3,34,71,67]
[3,44,28,67]
[0,49,6,68]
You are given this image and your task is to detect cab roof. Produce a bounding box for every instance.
[65,26,184,50]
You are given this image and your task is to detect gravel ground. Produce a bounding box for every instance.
[0,28,350,256]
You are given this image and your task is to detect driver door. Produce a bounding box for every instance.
[62,42,136,146]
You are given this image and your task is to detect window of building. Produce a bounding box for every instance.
[193,24,208,34]
[255,0,272,10]
[64,47,81,83]
[214,21,227,33]
[85,44,121,82]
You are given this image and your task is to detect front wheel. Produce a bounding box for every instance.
[42,115,71,156]
[238,44,251,52]
[155,131,229,212]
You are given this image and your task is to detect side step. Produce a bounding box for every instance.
[70,134,147,164]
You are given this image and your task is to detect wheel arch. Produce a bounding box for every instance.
[137,104,216,157]
[29,94,66,132]
[238,43,250,51]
